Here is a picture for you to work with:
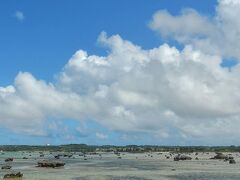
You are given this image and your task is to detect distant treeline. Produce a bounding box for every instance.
[0,144,239,153]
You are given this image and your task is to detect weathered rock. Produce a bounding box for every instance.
[54,155,60,159]
[229,159,236,164]
[1,165,12,170]
[5,158,13,162]
[37,160,65,168]
[174,154,192,161]
[3,172,23,179]
[211,152,228,160]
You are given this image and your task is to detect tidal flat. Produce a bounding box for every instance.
[0,151,240,180]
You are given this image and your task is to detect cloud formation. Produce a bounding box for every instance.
[150,0,240,60]
[1,0,240,144]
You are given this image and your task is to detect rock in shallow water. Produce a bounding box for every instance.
[1,165,12,170]
[3,172,23,179]
[229,159,236,164]
[5,158,13,162]
[210,152,228,160]
[37,160,65,168]
[174,154,192,161]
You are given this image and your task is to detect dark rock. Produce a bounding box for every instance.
[37,160,65,168]
[1,165,12,170]
[3,172,23,179]
[54,155,60,159]
[211,152,228,160]
[5,158,13,162]
[23,157,28,159]
[174,154,192,161]
[229,159,236,164]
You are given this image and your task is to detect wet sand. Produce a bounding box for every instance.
[0,152,240,179]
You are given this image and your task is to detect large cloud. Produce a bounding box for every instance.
[1,0,240,144]
[150,0,240,60]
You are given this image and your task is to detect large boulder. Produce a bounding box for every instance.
[174,154,192,161]
[37,160,65,168]
[3,172,23,179]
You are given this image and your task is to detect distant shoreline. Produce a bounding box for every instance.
[0,144,239,153]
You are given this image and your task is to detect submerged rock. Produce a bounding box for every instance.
[37,160,65,168]
[3,172,23,179]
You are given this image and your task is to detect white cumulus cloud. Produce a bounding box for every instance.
[1,0,240,144]
[149,0,240,60]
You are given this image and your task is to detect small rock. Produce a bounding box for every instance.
[3,172,23,179]
[229,159,236,164]
[1,165,12,170]
[5,158,13,162]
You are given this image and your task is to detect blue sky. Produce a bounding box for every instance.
[0,0,217,85]
[2,0,240,145]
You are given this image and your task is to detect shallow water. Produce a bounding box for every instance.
[0,152,240,179]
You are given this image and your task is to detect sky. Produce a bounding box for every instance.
[1,0,240,146]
